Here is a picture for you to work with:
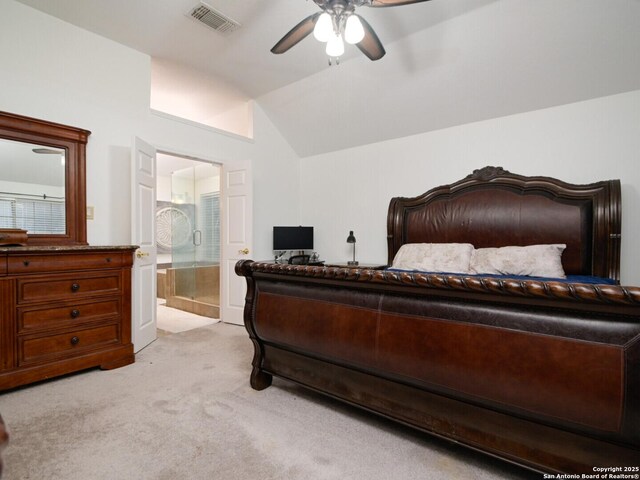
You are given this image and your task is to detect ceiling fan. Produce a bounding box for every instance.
[271,0,432,62]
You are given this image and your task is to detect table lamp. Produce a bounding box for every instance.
[347,230,358,266]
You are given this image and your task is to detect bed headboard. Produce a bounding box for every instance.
[386,166,621,281]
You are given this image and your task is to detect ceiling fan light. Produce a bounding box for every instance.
[326,32,345,57]
[344,15,365,44]
[313,13,333,42]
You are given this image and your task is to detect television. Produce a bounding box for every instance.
[273,226,314,251]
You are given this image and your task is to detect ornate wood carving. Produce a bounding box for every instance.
[240,261,640,307]
[467,165,510,180]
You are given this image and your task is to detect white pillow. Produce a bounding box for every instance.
[470,244,567,278]
[392,243,474,274]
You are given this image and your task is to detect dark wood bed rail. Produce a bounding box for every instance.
[239,261,640,311]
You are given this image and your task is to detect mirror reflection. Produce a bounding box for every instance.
[0,138,66,234]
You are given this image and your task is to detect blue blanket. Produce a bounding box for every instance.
[386,269,617,285]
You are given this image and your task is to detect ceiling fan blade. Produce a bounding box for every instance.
[271,12,322,54]
[369,0,432,6]
[355,15,385,61]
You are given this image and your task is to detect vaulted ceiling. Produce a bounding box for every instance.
[15,0,640,157]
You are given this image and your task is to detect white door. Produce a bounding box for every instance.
[220,160,252,326]
[131,137,157,352]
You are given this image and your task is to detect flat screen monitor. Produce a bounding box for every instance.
[273,226,313,251]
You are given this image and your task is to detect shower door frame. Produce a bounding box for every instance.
[158,149,224,318]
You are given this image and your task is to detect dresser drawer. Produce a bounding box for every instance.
[18,298,121,333]
[18,324,120,366]
[17,272,121,304]
[8,252,126,274]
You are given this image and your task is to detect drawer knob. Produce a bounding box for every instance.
[23,260,30,267]
[70,336,80,346]
[105,257,111,263]
[71,283,80,292]
[70,309,80,318]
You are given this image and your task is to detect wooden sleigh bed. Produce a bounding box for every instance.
[236,166,640,474]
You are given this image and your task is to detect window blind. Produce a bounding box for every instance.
[199,192,220,263]
[0,196,65,233]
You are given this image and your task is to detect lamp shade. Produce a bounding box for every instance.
[326,32,345,57]
[344,15,365,44]
[313,12,333,42]
[346,231,356,243]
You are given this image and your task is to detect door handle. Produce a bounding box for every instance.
[238,248,249,255]
[193,230,202,246]
[136,251,149,259]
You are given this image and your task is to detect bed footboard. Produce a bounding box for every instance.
[237,260,640,474]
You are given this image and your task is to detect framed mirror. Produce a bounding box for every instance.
[0,111,90,245]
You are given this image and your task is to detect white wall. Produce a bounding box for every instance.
[151,58,252,139]
[157,176,172,203]
[0,0,150,245]
[0,0,300,262]
[300,90,640,285]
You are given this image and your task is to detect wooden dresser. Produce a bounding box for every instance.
[0,246,136,391]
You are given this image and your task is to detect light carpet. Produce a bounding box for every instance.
[0,323,538,480]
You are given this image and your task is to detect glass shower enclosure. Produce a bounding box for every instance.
[158,162,220,318]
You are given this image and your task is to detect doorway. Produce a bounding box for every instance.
[156,153,221,333]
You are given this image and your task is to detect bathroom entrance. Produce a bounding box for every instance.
[156,153,221,326]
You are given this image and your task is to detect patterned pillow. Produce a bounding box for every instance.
[470,244,567,278]
[392,243,475,274]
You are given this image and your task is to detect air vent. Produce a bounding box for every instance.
[187,2,241,35]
